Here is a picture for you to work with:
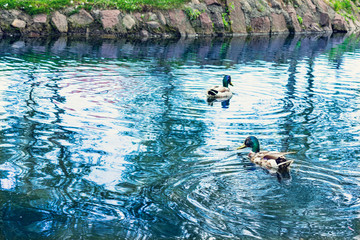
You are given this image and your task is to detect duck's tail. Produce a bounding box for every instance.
[277,160,294,170]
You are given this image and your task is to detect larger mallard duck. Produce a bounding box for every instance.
[237,136,294,171]
[206,75,233,99]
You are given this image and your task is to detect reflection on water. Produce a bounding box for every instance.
[1,33,360,239]
[207,97,231,108]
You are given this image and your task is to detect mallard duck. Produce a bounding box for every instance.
[237,136,294,171]
[206,75,233,99]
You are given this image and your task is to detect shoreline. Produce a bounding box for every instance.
[1,0,360,39]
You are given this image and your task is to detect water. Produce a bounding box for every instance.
[0,33,360,239]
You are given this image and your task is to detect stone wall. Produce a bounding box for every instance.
[0,0,359,38]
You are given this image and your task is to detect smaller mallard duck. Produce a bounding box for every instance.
[206,75,233,99]
[237,136,294,171]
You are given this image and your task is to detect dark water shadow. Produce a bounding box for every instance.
[0,32,357,65]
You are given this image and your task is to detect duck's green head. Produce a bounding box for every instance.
[237,136,260,153]
[222,75,233,88]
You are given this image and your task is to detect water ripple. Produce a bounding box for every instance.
[0,34,360,239]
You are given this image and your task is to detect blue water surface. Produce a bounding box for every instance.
[0,33,360,239]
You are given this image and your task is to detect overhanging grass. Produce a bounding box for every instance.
[0,0,189,15]
[330,0,358,13]
[328,0,360,22]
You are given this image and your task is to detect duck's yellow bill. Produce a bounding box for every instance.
[237,144,246,150]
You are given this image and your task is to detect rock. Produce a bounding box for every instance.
[317,0,329,12]
[147,13,158,21]
[251,17,270,33]
[241,1,252,14]
[227,0,246,34]
[11,19,26,28]
[1,10,30,34]
[319,12,330,27]
[271,13,288,33]
[62,7,76,16]
[140,29,149,38]
[133,12,143,22]
[51,11,68,33]
[332,14,348,32]
[199,12,213,34]
[156,12,167,25]
[28,32,40,37]
[12,10,31,23]
[347,18,359,31]
[33,14,47,23]
[303,13,321,32]
[26,13,51,36]
[0,10,14,28]
[69,9,94,26]
[122,14,136,30]
[204,0,220,6]
[9,10,22,18]
[90,9,101,20]
[147,21,161,29]
[269,0,282,9]
[100,10,120,29]
[304,0,316,13]
[168,10,196,37]
[23,13,51,36]
[210,11,225,32]
[0,0,357,38]
[183,3,213,35]
[285,5,302,32]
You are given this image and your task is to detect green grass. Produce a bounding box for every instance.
[221,12,230,30]
[184,7,202,21]
[0,0,190,15]
[297,15,303,25]
[331,0,356,14]
[329,0,360,22]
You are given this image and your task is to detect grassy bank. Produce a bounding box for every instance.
[328,0,360,21]
[0,0,189,15]
[1,0,359,18]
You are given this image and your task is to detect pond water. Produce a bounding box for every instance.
[0,33,360,239]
